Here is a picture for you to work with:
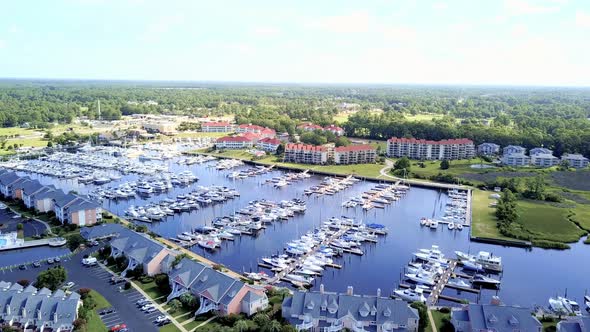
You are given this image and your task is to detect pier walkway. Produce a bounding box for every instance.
[265,224,351,285]
[0,238,63,252]
[427,260,458,306]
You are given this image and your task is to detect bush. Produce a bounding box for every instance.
[155,274,171,294]
[124,281,131,290]
[78,288,91,299]
[438,307,451,314]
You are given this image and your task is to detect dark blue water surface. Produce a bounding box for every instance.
[7,157,590,308]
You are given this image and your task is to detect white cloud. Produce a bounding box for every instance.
[304,11,372,34]
[432,2,448,11]
[503,0,559,15]
[576,11,590,28]
[0,40,5,49]
[251,26,281,38]
[140,14,186,42]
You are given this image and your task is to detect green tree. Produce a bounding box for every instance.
[410,301,428,332]
[168,299,182,313]
[253,313,270,329]
[440,159,450,170]
[179,293,199,310]
[66,233,86,251]
[234,320,249,332]
[392,156,411,176]
[36,266,67,291]
[16,223,23,231]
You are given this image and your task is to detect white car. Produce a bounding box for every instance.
[141,304,155,311]
[155,315,169,323]
[62,282,75,289]
[145,307,158,313]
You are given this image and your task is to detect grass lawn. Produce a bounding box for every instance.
[405,113,445,122]
[429,309,451,332]
[517,200,586,243]
[159,323,182,332]
[471,189,509,239]
[6,137,48,148]
[409,158,496,181]
[87,310,108,332]
[0,127,39,137]
[90,290,111,310]
[133,280,168,303]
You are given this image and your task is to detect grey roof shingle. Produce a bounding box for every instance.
[80,223,126,240]
[558,317,590,332]
[453,304,542,332]
[109,228,166,265]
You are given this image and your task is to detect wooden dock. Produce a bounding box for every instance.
[427,260,458,306]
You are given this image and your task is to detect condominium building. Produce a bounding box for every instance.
[256,137,281,152]
[142,122,177,135]
[386,137,475,160]
[502,145,526,156]
[561,153,589,169]
[215,136,254,150]
[201,122,235,133]
[333,145,377,164]
[529,147,553,156]
[284,143,328,164]
[324,124,345,136]
[530,153,559,167]
[451,301,542,332]
[297,123,324,132]
[477,143,500,156]
[236,124,276,138]
[501,153,530,166]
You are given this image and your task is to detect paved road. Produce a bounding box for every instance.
[0,208,48,238]
[0,247,162,332]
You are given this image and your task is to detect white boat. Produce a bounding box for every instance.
[405,273,435,286]
[244,271,267,281]
[393,288,426,303]
[448,279,471,288]
[455,250,502,272]
[198,239,217,250]
[549,296,582,316]
[429,219,439,229]
[456,223,463,231]
[447,222,455,230]
[472,274,501,287]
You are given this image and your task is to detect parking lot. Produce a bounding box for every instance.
[0,247,165,332]
[0,208,48,238]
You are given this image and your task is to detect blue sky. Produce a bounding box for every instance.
[1,0,589,85]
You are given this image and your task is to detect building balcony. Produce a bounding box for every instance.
[296,320,314,331]
[321,320,344,332]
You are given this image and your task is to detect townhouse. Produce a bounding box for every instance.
[324,124,345,136]
[386,137,475,160]
[561,153,589,169]
[284,144,328,165]
[201,121,235,133]
[256,137,281,152]
[20,180,47,208]
[0,281,82,332]
[53,193,102,226]
[477,143,500,156]
[529,147,553,156]
[167,258,268,316]
[451,300,542,332]
[557,316,590,332]
[297,123,324,132]
[142,121,177,135]
[282,286,419,332]
[0,171,27,198]
[108,225,177,276]
[333,145,377,165]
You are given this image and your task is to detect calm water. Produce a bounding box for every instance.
[10,157,590,308]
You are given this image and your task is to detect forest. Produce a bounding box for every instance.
[1,79,589,155]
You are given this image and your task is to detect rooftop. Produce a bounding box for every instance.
[388,137,473,145]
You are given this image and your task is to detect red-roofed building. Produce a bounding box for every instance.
[386,137,475,160]
[257,137,281,152]
[297,122,324,132]
[334,144,377,164]
[202,122,235,133]
[236,124,276,138]
[284,143,328,164]
[324,124,345,136]
[215,136,254,150]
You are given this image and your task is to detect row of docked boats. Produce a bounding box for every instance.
[125,185,240,221]
[90,171,199,200]
[304,175,359,196]
[213,158,244,170]
[176,155,217,165]
[44,151,168,175]
[342,183,409,210]
[441,188,469,225]
[263,170,311,188]
[227,165,274,180]
[9,160,122,185]
[419,217,464,231]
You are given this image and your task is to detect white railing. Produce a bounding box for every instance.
[322,321,344,332]
[296,320,314,331]
[351,324,368,332]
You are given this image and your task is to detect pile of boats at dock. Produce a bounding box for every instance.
[90,171,199,201]
[125,185,240,222]
[213,158,244,170]
[342,183,409,210]
[176,155,217,165]
[304,175,359,196]
[392,245,503,304]
[263,170,311,188]
[227,165,274,180]
[44,151,168,175]
[7,160,122,185]
[256,217,388,288]
[419,189,469,230]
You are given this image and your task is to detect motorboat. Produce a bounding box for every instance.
[414,245,446,264]
[393,288,426,303]
[584,295,590,312]
[455,250,503,272]
[447,222,455,230]
[405,272,435,286]
[448,278,471,288]
[462,260,484,272]
[244,271,267,281]
[198,239,217,250]
[472,274,501,287]
[548,296,582,316]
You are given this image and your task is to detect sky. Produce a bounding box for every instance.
[1,0,590,86]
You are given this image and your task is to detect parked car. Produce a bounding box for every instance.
[157,319,171,326]
[100,308,116,315]
[19,264,26,270]
[110,324,127,332]
[136,298,149,306]
[145,307,158,313]
[54,257,61,263]
[33,261,41,268]
[141,304,155,311]
[110,276,126,284]
[62,281,75,289]
[47,258,54,264]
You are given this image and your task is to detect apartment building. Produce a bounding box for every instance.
[477,143,500,156]
[215,136,254,149]
[236,124,276,138]
[256,137,281,152]
[530,153,559,167]
[501,153,531,166]
[561,153,589,169]
[333,145,377,164]
[201,122,235,133]
[284,144,328,164]
[502,145,526,156]
[386,137,475,160]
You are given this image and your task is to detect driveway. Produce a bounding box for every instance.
[0,247,161,332]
